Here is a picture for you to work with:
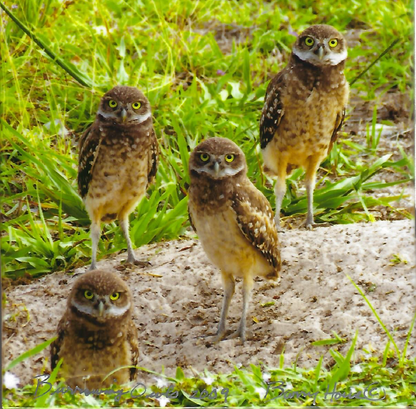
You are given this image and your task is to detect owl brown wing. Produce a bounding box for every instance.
[230,182,281,276]
[260,71,285,149]
[147,128,159,185]
[127,321,139,381]
[187,199,196,232]
[77,122,102,198]
[327,109,346,154]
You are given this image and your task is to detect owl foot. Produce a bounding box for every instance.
[229,328,247,343]
[274,216,285,232]
[128,259,151,268]
[211,330,227,344]
[123,255,151,268]
[302,214,315,229]
[304,222,315,230]
[302,220,331,229]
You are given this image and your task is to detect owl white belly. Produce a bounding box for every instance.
[192,206,273,278]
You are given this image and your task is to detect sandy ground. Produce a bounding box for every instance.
[3,219,415,386]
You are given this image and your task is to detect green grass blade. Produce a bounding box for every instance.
[400,311,416,364]
[6,337,57,371]
[347,275,400,357]
[0,2,92,88]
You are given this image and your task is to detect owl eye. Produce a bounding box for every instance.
[304,37,314,47]
[132,102,141,109]
[110,292,120,301]
[225,154,235,163]
[84,290,94,300]
[200,153,210,162]
[108,100,118,108]
[329,39,338,48]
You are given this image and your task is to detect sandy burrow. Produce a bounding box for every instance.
[3,220,415,386]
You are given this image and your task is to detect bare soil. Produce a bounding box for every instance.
[3,219,415,386]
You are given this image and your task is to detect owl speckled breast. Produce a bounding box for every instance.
[87,124,152,215]
[277,74,348,162]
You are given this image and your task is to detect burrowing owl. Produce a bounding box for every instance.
[78,86,158,270]
[188,137,281,342]
[260,24,349,229]
[50,270,138,388]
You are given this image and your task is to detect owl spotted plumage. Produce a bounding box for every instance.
[188,137,281,342]
[260,24,349,229]
[78,85,158,270]
[50,270,139,389]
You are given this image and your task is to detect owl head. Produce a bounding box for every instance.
[292,24,347,67]
[97,85,151,125]
[68,270,132,324]
[189,137,247,180]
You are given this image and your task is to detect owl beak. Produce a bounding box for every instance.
[98,300,105,317]
[213,161,220,175]
[121,108,127,123]
[317,45,324,60]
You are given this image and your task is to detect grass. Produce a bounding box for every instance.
[1,0,414,407]
[1,0,413,279]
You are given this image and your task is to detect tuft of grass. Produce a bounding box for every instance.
[3,345,415,406]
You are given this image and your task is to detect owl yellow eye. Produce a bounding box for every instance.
[110,292,120,301]
[84,290,94,300]
[225,154,235,162]
[200,153,210,162]
[132,102,141,109]
[305,37,314,47]
[329,39,338,48]
[108,100,118,108]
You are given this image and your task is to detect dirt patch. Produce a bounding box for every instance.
[3,220,415,386]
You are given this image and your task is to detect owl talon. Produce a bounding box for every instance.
[304,221,331,229]
[228,329,246,343]
[211,330,227,344]
[125,258,151,268]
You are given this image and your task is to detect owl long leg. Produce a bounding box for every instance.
[119,215,138,264]
[274,158,288,230]
[118,200,150,267]
[90,221,101,270]
[230,275,254,342]
[304,155,321,229]
[213,272,235,342]
[119,212,151,267]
